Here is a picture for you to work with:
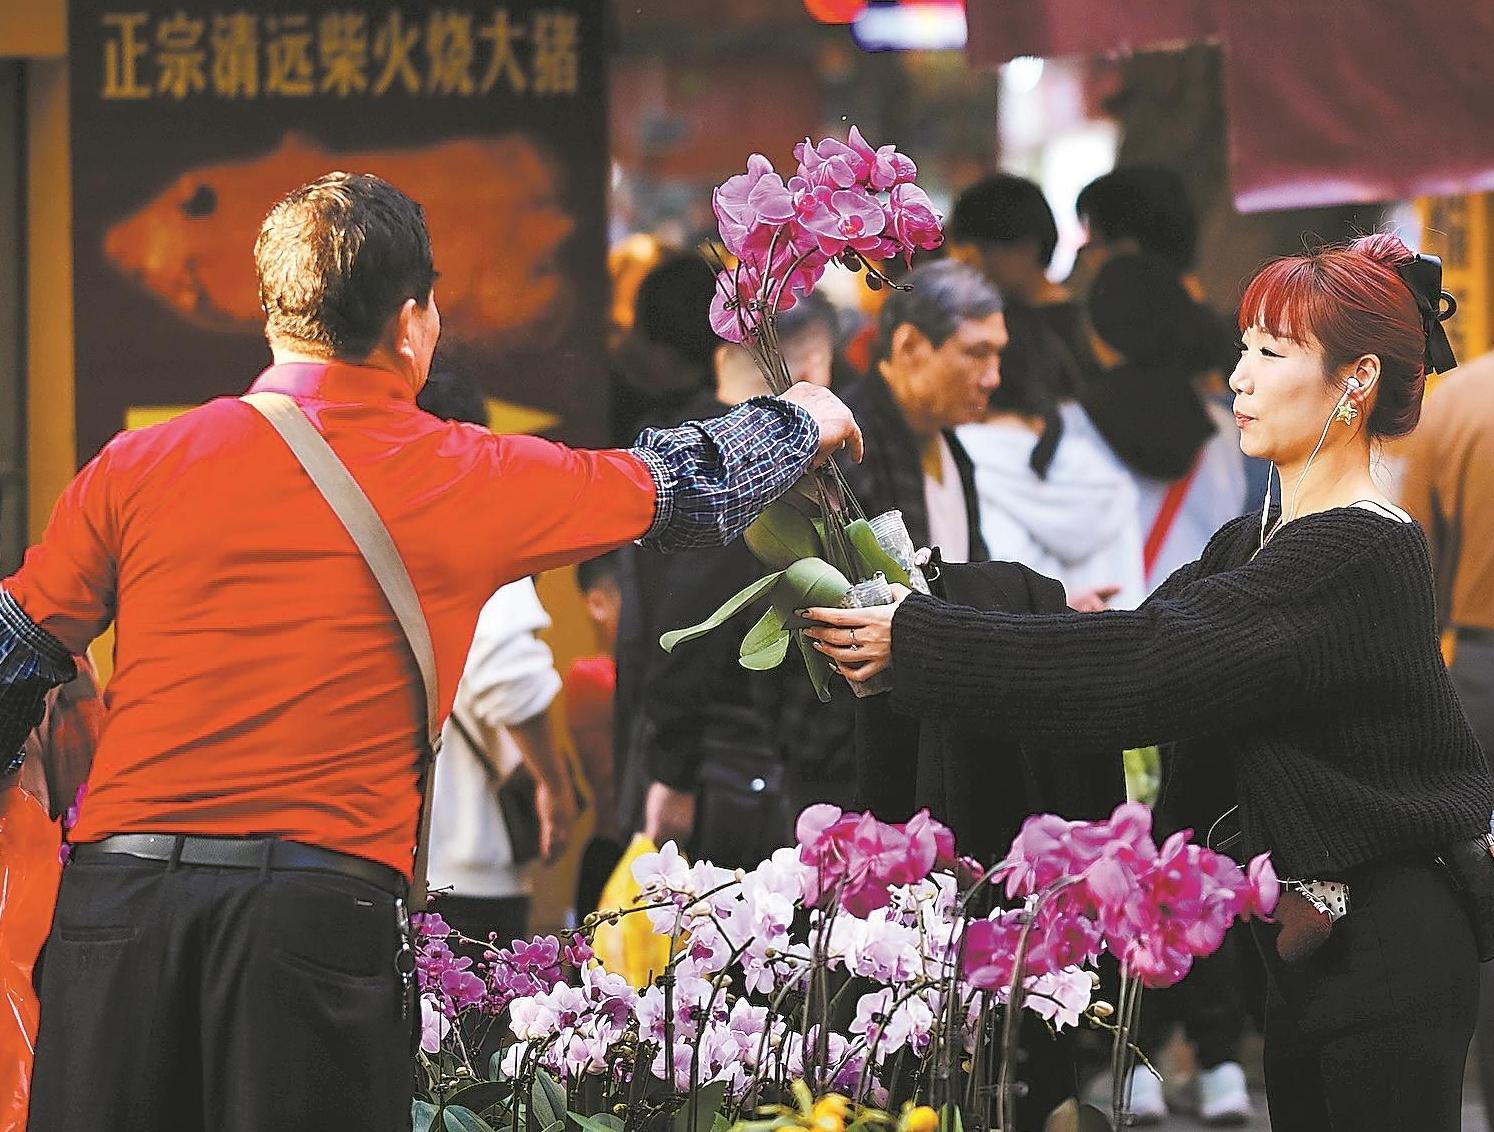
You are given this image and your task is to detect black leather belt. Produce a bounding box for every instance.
[72,833,404,895]
[1455,625,1494,645]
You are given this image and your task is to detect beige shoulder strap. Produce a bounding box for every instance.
[242,390,442,902]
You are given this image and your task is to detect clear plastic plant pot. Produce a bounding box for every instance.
[866,509,931,594]
[842,573,894,698]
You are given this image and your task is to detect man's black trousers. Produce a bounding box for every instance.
[29,850,414,1131]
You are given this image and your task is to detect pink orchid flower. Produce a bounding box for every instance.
[1122,930,1195,988]
[838,812,911,916]
[846,125,919,190]
[1028,899,1103,971]
[709,267,757,343]
[902,809,958,876]
[419,994,451,1053]
[796,802,845,855]
[798,186,888,257]
[1243,852,1281,920]
[713,153,787,259]
[793,134,868,190]
[886,183,945,258]
[961,911,1026,992]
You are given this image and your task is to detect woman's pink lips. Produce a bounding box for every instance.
[1234,412,1254,429]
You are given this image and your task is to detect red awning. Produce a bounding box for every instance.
[967,0,1494,211]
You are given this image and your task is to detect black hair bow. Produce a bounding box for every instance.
[1395,253,1459,374]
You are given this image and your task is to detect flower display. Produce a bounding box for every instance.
[412,803,1276,1132]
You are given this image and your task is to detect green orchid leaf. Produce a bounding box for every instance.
[780,473,825,519]
[774,557,853,626]
[443,1080,513,1117]
[844,518,911,587]
[739,607,791,670]
[412,1100,439,1132]
[441,1106,499,1132]
[796,629,833,703]
[531,1069,568,1131]
[660,571,783,653]
[744,501,825,570]
[568,1114,626,1132]
[672,1080,728,1132]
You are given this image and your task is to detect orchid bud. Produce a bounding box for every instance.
[1091,1001,1115,1018]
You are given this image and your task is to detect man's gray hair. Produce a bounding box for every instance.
[872,260,1002,368]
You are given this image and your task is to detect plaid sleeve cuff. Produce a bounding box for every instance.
[0,589,77,775]
[630,397,819,552]
[631,445,676,544]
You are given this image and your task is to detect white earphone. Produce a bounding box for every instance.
[1260,375,1371,551]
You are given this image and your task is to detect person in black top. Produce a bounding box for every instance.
[803,234,1494,1132]
[623,294,845,865]
[945,173,1092,396]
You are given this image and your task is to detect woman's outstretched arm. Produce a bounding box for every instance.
[802,515,1408,753]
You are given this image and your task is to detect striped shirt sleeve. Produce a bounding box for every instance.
[0,589,78,774]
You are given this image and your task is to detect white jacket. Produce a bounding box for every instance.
[958,404,1147,610]
[426,578,561,899]
[1131,401,1247,591]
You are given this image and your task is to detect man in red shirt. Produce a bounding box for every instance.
[1,173,859,1131]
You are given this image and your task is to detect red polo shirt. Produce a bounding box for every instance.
[5,362,657,875]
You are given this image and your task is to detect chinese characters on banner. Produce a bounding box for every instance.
[99,9,582,102]
[70,2,607,464]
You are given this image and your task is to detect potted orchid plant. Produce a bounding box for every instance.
[411,802,1278,1132]
[660,129,944,700]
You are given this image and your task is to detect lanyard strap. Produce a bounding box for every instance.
[241,391,442,903]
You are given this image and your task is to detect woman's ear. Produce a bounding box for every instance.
[1349,354,1381,403]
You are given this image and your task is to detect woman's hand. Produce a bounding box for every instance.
[801,584,910,683]
[1067,583,1121,613]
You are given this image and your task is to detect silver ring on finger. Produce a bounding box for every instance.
[848,628,860,649]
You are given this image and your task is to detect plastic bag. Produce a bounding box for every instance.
[0,788,61,1132]
[590,833,673,989]
[0,659,101,1131]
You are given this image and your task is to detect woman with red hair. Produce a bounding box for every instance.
[804,234,1492,1129]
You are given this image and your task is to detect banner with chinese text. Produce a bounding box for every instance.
[69,0,608,463]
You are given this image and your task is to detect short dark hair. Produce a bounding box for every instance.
[576,549,622,593]
[416,370,487,427]
[1076,167,1197,271]
[1087,253,1209,369]
[633,253,719,375]
[255,172,436,360]
[872,260,1002,369]
[774,291,839,346]
[946,175,1060,267]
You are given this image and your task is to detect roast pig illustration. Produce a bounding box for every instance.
[103,132,577,349]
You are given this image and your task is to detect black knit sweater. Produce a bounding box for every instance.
[890,507,1494,878]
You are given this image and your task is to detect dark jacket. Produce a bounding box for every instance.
[618,393,859,856]
[837,373,987,561]
[856,558,1125,864]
